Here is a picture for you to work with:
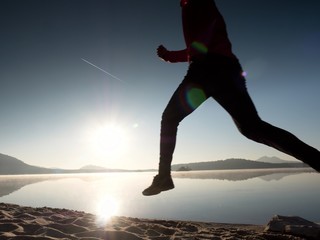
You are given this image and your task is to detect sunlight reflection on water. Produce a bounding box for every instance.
[94,194,119,226]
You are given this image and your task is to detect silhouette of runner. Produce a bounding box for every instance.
[143,0,320,196]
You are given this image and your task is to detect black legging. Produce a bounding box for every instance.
[159,55,320,175]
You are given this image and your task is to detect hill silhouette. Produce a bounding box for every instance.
[0,153,135,175]
[0,153,308,175]
[171,158,307,171]
[0,153,53,175]
[256,156,293,164]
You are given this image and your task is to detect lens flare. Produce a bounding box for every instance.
[185,87,207,110]
[191,41,208,54]
[241,71,248,77]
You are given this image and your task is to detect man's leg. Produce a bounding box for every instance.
[159,79,209,173]
[212,70,320,172]
[143,71,208,196]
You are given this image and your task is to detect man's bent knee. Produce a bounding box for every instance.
[236,120,266,143]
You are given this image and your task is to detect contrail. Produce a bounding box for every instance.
[81,58,124,83]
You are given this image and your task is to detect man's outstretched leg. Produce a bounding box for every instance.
[211,73,320,172]
[236,118,320,172]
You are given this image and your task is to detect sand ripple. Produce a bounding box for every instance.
[0,203,305,239]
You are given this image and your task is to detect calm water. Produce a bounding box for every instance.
[0,169,319,225]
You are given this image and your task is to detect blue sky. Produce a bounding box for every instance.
[1,0,319,170]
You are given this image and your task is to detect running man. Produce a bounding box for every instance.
[143,0,320,196]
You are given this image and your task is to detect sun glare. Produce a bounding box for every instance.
[95,195,120,226]
[88,123,128,158]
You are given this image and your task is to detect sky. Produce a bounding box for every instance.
[1,0,320,170]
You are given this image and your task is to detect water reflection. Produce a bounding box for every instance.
[0,169,314,198]
[172,168,313,181]
[0,175,63,198]
[0,169,319,225]
[0,174,115,198]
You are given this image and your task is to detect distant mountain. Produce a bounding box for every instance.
[0,153,53,175]
[0,153,309,175]
[256,156,296,164]
[0,153,133,175]
[171,158,307,171]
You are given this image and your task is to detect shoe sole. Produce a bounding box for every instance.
[142,185,174,196]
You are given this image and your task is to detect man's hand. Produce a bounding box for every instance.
[157,45,171,62]
[157,45,189,63]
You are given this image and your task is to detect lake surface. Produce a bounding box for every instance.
[0,168,319,225]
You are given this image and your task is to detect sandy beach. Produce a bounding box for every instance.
[0,202,311,240]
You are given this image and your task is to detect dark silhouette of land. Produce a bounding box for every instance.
[0,153,310,176]
[0,153,314,199]
[171,158,307,171]
[0,153,134,175]
[0,153,53,175]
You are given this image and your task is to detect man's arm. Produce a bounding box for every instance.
[157,45,189,63]
[157,20,217,63]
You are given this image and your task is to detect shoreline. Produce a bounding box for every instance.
[0,167,313,177]
[0,202,310,239]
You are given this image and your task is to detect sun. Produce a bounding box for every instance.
[88,123,128,158]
